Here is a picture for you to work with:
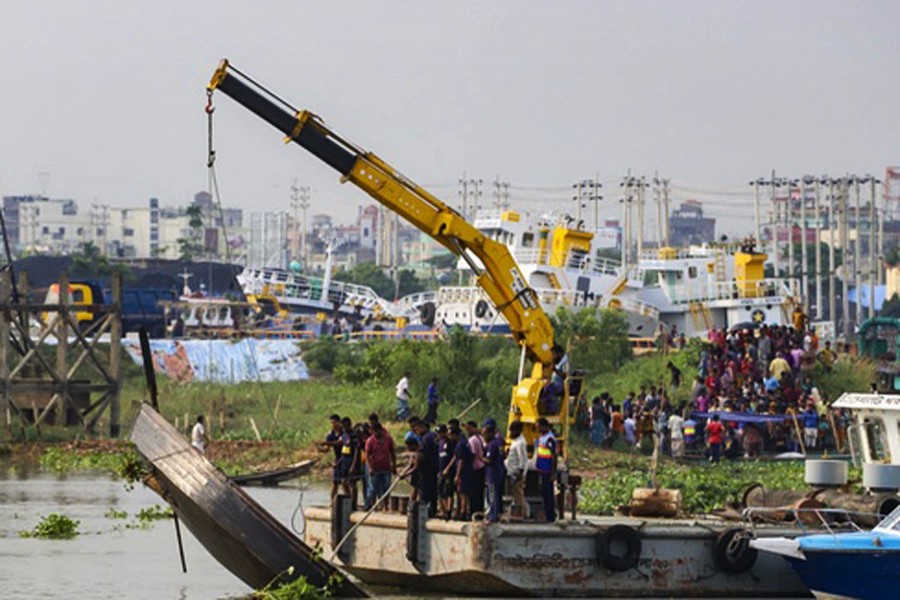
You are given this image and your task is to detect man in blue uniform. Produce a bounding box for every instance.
[534,417,557,523]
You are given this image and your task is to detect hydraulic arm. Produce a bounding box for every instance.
[208,60,563,437]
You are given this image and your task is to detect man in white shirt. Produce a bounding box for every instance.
[191,415,209,454]
[504,421,529,519]
[668,410,685,458]
[396,371,411,421]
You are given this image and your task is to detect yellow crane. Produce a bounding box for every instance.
[207,59,573,451]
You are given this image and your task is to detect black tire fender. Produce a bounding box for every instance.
[712,528,757,574]
[474,299,489,319]
[597,525,642,572]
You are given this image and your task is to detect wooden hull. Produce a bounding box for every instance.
[130,404,366,597]
[232,459,317,486]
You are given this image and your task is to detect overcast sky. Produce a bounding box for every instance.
[2,0,898,237]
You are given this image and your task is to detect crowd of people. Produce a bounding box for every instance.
[318,411,560,524]
[318,314,858,524]
[583,320,856,462]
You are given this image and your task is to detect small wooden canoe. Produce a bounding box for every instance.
[232,459,317,487]
[130,404,367,597]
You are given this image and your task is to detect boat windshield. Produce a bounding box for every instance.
[875,504,900,534]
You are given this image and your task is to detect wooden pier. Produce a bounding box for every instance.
[0,271,122,438]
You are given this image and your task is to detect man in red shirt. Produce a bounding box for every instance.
[364,422,396,509]
[705,414,725,464]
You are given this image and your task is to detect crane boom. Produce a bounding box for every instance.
[208,60,554,368]
[207,60,575,449]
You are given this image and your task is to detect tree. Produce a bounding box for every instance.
[551,306,632,376]
[71,241,110,277]
[882,294,900,319]
[333,263,434,299]
[178,205,205,261]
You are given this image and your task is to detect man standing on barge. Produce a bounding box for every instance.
[534,417,557,523]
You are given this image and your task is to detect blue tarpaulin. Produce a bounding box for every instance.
[690,411,795,424]
[123,338,309,383]
[848,285,887,311]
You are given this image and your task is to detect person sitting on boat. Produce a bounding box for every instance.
[318,414,344,501]
[533,418,558,523]
[191,415,209,454]
[539,345,568,415]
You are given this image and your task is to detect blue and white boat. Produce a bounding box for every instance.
[751,505,900,600]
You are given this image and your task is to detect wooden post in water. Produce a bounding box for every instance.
[109,272,122,437]
[54,273,69,427]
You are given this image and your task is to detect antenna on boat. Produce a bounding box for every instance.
[178,269,193,296]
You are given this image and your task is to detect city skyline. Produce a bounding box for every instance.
[2,1,898,237]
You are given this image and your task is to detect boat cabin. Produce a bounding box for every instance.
[833,393,900,465]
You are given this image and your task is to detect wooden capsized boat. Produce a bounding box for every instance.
[130,404,367,597]
[232,459,317,487]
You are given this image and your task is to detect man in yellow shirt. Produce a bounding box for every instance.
[769,351,791,381]
[792,306,807,333]
[818,341,836,373]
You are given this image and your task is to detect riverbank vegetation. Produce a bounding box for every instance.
[0,309,878,515]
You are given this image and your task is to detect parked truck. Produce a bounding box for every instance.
[43,281,176,337]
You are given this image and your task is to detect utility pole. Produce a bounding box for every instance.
[620,174,633,268]
[853,175,863,328]
[770,171,780,277]
[493,176,502,210]
[289,180,300,264]
[750,178,764,248]
[786,178,797,280]
[839,177,850,340]
[572,181,584,223]
[827,178,837,325]
[458,173,469,219]
[814,176,825,320]
[878,176,886,285]
[469,178,483,220]
[800,177,810,316]
[493,176,510,211]
[636,176,647,259]
[868,175,878,319]
[591,175,603,232]
[661,177,671,246]
[572,179,600,229]
[653,173,663,245]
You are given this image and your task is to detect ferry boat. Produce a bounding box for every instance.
[426,210,800,338]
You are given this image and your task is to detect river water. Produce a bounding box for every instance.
[0,466,330,599]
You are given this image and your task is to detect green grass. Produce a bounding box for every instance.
[578,455,809,514]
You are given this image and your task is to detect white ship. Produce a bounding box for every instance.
[425,209,800,338]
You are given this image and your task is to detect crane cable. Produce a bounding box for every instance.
[204,89,278,424]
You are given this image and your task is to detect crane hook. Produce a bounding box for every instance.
[205,89,215,115]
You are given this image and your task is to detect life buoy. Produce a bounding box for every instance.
[420,301,436,327]
[475,300,489,319]
[712,528,757,573]
[597,525,642,572]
